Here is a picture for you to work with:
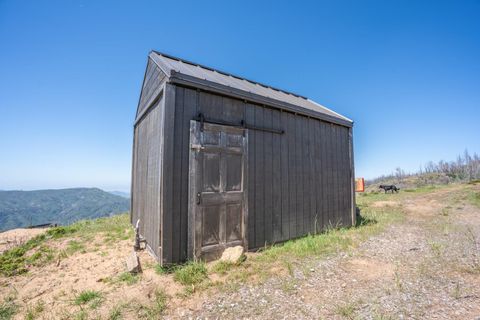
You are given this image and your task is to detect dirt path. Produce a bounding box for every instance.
[172,186,480,319]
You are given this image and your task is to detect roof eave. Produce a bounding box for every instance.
[168,71,353,128]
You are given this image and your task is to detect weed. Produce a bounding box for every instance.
[108,306,122,320]
[335,302,356,319]
[67,240,85,255]
[173,261,208,285]
[452,282,461,299]
[0,233,49,276]
[46,225,77,239]
[284,260,294,276]
[154,264,176,275]
[74,290,102,307]
[394,271,403,291]
[211,261,235,275]
[0,299,17,320]
[75,310,88,320]
[356,215,378,227]
[440,207,450,216]
[138,289,167,318]
[183,285,196,297]
[25,300,45,320]
[465,227,480,272]
[468,191,480,208]
[428,241,443,258]
[57,249,69,260]
[280,279,297,293]
[27,245,55,266]
[118,272,139,285]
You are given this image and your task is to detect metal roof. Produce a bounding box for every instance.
[149,51,353,127]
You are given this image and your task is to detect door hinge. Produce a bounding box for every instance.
[191,144,204,151]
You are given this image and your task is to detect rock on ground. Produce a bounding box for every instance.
[125,250,141,273]
[220,246,245,264]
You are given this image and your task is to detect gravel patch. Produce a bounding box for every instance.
[170,187,480,319]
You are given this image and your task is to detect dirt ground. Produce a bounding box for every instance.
[0,228,47,254]
[174,184,480,319]
[1,184,479,319]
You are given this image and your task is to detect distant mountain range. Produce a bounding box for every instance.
[0,188,130,232]
[108,191,130,198]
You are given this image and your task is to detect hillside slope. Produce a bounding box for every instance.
[0,188,129,231]
[0,184,478,319]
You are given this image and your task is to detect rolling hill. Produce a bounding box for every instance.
[0,188,130,232]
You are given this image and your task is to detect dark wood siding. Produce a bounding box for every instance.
[136,58,166,118]
[160,86,353,261]
[131,58,167,261]
[131,94,164,259]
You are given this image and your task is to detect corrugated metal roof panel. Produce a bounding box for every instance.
[150,51,353,125]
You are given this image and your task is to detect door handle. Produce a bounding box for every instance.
[196,192,201,205]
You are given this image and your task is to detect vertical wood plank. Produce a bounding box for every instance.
[325,123,332,227]
[263,107,273,244]
[332,125,339,225]
[302,116,311,234]
[314,120,322,233]
[254,105,265,248]
[179,88,198,261]
[245,103,256,249]
[295,114,304,237]
[349,127,356,226]
[280,111,290,241]
[172,86,184,262]
[341,127,349,226]
[287,112,297,238]
[272,109,282,242]
[161,83,176,264]
[308,118,319,234]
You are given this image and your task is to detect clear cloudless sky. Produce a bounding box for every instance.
[1,0,479,192]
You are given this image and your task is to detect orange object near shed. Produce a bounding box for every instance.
[355,178,365,192]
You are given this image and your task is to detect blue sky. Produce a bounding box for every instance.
[0,0,479,192]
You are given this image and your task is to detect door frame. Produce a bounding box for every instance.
[187,120,248,261]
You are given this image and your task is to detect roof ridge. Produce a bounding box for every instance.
[151,50,307,99]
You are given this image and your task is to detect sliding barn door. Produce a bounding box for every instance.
[188,121,248,261]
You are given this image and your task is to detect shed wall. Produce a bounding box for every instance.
[131,96,164,259]
[131,58,167,260]
[164,85,353,263]
[136,58,166,118]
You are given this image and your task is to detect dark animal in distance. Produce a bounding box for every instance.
[379,185,400,194]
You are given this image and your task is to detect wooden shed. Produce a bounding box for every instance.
[131,51,355,265]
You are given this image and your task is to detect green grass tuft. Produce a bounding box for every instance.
[0,300,17,320]
[211,261,235,275]
[468,191,480,208]
[173,261,208,285]
[137,289,168,318]
[154,264,176,275]
[108,306,122,320]
[46,225,77,239]
[74,290,102,306]
[117,272,139,285]
[0,234,54,276]
[66,240,85,255]
[335,302,356,319]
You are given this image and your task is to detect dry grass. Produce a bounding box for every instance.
[3,184,479,319]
